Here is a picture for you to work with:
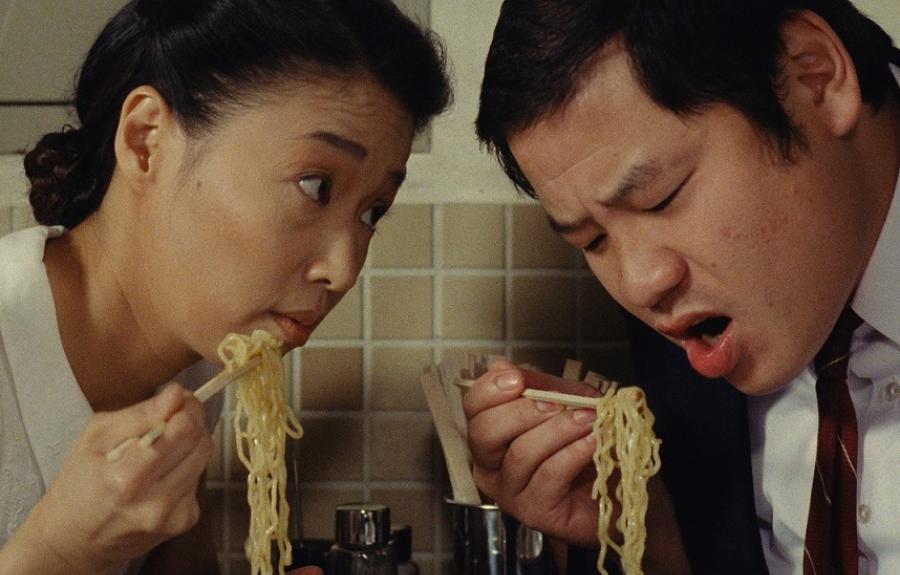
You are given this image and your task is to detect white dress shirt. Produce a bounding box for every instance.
[748,64,900,575]
[0,225,222,574]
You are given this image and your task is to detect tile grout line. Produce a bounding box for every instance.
[362,267,372,502]
[431,203,445,571]
[504,204,514,358]
[221,387,234,575]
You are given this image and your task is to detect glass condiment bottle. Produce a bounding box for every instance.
[330,503,397,575]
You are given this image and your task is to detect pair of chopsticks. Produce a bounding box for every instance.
[104,357,261,462]
[453,377,612,409]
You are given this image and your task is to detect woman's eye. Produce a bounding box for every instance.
[297,175,332,205]
[360,204,389,230]
[582,233,607,252]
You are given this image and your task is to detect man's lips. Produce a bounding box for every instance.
[657,313,737,379]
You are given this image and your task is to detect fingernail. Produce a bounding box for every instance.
[495,371,520,390]
[572,409,595,424]
[534,400,562,413]
[583,431,597,444]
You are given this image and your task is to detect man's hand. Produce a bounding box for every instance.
[463,359,602,548]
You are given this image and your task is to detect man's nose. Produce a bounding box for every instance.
[617,244,686,311]
[305,230,364,293]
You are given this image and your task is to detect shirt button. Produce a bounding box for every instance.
[887,382,900,401]
[858,504,871,524]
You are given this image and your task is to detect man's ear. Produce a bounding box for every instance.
[113,86,182,185]
[779,10,862,138]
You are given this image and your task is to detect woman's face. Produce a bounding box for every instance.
[135,74,414,364]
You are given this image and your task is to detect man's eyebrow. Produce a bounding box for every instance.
[305,130,406,187]
[546,213,588,235]
[602,159,663,206]
[545,159,663,235]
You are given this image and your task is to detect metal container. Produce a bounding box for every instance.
[330,503,396,575]
[446,499,554,575]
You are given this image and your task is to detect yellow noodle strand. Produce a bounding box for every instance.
[590,386,661,575]
[218,330,304,575]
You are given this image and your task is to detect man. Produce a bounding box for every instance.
[465,1,899,573]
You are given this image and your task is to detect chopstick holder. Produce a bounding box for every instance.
[104,357,262,462]
[421,367,481,505]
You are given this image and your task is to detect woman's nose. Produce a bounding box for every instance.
[305,230,365,293]
[617,244,686,311]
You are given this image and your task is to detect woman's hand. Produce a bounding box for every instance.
[463,359,602,548]
[3,384,214,574]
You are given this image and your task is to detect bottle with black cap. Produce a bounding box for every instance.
[330,503,397,575]
[390,525,418,575]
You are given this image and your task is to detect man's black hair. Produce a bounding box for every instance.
[476,0,897,196]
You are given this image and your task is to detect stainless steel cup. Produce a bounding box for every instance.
[445,499,554,575]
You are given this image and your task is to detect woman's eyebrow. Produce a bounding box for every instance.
[304,130,369,159]
[304,130,406,187]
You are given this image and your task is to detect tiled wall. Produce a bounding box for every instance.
[1,200,632,574]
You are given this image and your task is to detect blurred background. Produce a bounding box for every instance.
[1,1,897,573]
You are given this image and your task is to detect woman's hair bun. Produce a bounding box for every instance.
[24,127,87,226]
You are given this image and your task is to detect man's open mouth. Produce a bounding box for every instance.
[687,316,732,346]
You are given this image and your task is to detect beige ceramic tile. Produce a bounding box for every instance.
[511,204,577,268]
[510,347,578,376]
[442,204,504,268]
[314,282,362,339]
[300,347,363,410]
[206,422,224,481]
[294,417,365,481]
[439,346,506,369]
[370,346,433,411]
[10,205,36,231]
[369,204,433,268]
[370,277,433,339]
[415,558,435,575]
[580,277,629,341]
[369,414,434,480]
[442,276,504,339]
[0,106,73,154]
[297,485,366,540]
[205,486,226,548]
[579,347,636,385]
[0,209,12,237]
[510,276,576,340]
[228,487,251,550]
[368,487,435,551]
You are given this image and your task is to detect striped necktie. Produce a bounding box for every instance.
[803,307,863,575]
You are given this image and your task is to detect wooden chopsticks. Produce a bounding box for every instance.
[105,357,262,462]
[454,377,605,410]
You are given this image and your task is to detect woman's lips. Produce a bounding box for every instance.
[681,321,737,379]
[272,313,313,348]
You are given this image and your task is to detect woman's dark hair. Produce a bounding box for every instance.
[476,0,898,197]
[25,0,452,228]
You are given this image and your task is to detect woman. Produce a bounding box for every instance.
[0,0,450,573]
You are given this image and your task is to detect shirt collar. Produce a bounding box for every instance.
[0,226,93,488]
[850,63,900,346]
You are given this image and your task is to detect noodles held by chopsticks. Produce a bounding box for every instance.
[218,330,303,575]
[591,386,661,575]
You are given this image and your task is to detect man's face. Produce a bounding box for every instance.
[508,43,870,395]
